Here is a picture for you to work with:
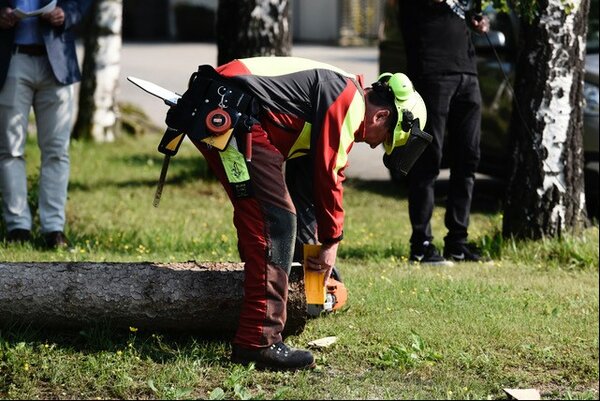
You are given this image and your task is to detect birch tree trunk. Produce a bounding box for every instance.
[73,0,123,142]
[502,0,589,238]
[216,0,291,66]
[0,262,307,337]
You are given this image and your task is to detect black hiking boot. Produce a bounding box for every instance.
[231,342,316,371]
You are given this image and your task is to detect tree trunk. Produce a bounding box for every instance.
[0,262,307,338]
[216,0,291,66]
[502,0,589,239]
[73,0,123,142]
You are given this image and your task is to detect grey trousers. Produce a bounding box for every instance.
[0,53,73,233]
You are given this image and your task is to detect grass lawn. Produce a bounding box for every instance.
[0,132,598,400]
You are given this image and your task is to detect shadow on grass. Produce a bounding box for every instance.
[69,154,216,192]
[68,150,504,216]
[346,175,504,214]
[0,320,232,365]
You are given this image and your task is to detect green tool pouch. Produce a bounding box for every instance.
[219,145,253,199]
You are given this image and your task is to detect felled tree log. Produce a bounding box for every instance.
[0,262,307,337]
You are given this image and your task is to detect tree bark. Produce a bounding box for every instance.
[216,0,291,66]
[73,0,123,142]
[502,0,589,239]
[0,262,307,338]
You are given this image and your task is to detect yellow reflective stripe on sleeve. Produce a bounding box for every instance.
[333,91,365,180]
[287,122,312,160]
[219,146,250,183]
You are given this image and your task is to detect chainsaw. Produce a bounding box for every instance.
[128,71,256,206]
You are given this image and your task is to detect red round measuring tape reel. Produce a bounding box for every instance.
[206,108,232,135]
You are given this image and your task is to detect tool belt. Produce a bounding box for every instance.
[161,64,258,157]
[156,65,258,202]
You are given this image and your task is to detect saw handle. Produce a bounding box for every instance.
[158,127,186,156]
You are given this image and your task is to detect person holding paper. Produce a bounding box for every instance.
[0,0,91,248]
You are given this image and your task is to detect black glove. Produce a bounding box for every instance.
[165,71,207,133]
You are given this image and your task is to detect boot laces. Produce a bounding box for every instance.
[270,342,290,357]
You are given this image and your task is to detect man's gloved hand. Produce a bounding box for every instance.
[165,72,208,133]
[165,97,195,133]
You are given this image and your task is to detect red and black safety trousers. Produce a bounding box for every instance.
[191,125,317,349]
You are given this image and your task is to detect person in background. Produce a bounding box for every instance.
[165,56,427,371]
[397,0,489,265]
[0,0,91,248]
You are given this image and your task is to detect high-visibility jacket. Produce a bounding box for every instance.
[217,57,366,244]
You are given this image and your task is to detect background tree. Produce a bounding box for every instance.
[216,0,291,66]
[491,0,590,238]
[73,0,123,142]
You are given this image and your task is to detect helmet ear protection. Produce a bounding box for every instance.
[375,72,427,155]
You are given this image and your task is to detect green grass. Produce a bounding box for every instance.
[0,133,598,400]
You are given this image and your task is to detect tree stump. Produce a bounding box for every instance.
[0,262,307,337]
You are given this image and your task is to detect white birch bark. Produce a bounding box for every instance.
[503,0,589,238]
[535,0,587,226]
[74,0,123,142]
[90,1,122,142]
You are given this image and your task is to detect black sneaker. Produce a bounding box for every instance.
[410,241,454,266]
[231,342,316,371]
[6,229,32,244]
[444,242,486,262]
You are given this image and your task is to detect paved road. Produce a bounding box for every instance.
[118,42,389,180]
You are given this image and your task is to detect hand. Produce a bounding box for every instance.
[41,7,65,27]
[470,14,490,34]
[306,242,339,286]
[0,7,17,29]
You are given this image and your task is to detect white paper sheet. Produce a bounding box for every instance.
[14,0,57,19]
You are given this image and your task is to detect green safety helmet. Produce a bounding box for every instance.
[377,72,427,155]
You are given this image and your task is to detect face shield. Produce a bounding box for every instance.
[377,73,433,175]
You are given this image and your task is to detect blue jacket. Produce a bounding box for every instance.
[0,0,92,90]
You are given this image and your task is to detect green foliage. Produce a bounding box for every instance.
[487,0,539,22]
[485,0,580,23]
[373,331,443,370]
[478,227,599,270]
